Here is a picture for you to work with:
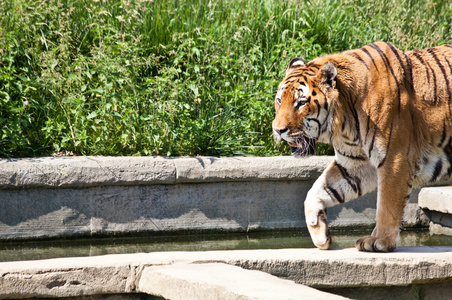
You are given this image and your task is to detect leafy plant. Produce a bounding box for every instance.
[0,0,451,158]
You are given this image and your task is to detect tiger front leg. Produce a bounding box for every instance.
[305,159,377,250]
[355,156,413,252]
[304,183,332,250]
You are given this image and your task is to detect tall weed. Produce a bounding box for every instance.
[0,0,451,157]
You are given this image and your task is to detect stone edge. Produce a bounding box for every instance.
[418,186,452,214]
[1,247,452,299]
[0,156,333,189]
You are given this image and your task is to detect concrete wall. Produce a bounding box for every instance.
[0,156,425,241]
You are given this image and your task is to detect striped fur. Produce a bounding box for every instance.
[272,42,452,252]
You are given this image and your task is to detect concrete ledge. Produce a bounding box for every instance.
[419,187,452,236]
[0,156,434,240]
[0,156,332,189]
[0,156,176,189]
[0,156,385,241]
[172,156,331,183]
[1,247,452,299]
[139,263,347,300]
[419,186,452,214]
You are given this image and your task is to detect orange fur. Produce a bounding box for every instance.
[273,42,452,252]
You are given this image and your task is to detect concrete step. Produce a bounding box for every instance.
[419,187,452,235]
[1,247,452,299]
[139,263,348,300]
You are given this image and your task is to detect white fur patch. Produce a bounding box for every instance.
[296,85,309,100]
[291,60,305,67]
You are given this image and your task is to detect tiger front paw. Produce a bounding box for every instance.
[355,235,397,252]
[306,209,332,250]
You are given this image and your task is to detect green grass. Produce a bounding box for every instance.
[1,0,451,157]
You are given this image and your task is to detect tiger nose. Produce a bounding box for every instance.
[273,127,289,135]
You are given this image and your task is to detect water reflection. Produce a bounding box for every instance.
[0,229,451,262]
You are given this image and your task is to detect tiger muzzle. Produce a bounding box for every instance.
[288,137,316,156]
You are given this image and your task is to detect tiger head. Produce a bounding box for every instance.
[272,57,338,156]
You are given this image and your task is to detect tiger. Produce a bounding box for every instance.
[272,42,452,252]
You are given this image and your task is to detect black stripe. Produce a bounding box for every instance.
[284,73,302,82]
[307,63,320,69]
[377,121,394,168]
[412,52,431,84]
[364,115,371,144]
[320,108,331,134]
[430,160,443,182]
[439,121,447,147]
[387,43,406,74]
[313,99,321,118]
[347,52,369,70]
[337,77,361,141]
[428,48,451,110]
[444,58,452,79]
[346,95,361,140]
[284,80,296,85]
[306,118,322,136]
[337,65,352,72]
[306,118,321,127]
[442,55,452,114]
[368,129,376,158]
[444,137,452,175]
[445,44,452,49]
[360,47,379,71]
[336,149,367,161]
[325,185,344,203]
[402,52,414,94]
[335,161,363,196]
[344,140,360,146]
[421,51,438,102]
[369,43,402,114]
[323,97,328,111]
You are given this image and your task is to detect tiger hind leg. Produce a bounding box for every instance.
[355,154,413,252]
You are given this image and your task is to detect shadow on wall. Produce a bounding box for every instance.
[0,179,339,238]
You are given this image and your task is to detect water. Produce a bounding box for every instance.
[0,229,451,262]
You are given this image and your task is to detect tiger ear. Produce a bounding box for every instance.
[318,62,337,92]
[288,57,305,68]
[286,57,305,75]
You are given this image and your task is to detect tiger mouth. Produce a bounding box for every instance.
[287,139,316,156]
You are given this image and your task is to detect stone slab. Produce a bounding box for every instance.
[173,156,332,183]
[139,263,348,300]
[419,186,452,214]
[0,156,176,189]
[429,222,452,236]
[0,156,334,189]
[1,247,452,299]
